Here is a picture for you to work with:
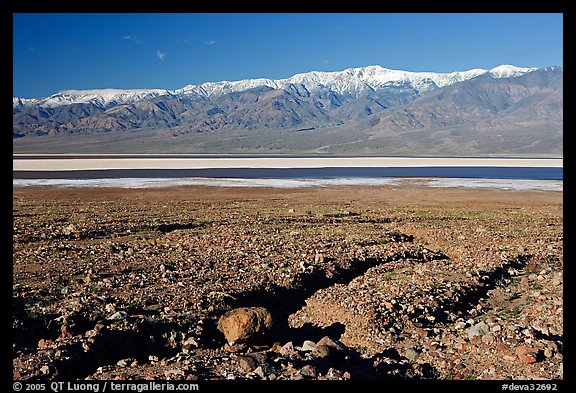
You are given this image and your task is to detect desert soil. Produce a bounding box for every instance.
[12,185,563,381]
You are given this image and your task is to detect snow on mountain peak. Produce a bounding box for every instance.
[14,65,541,108]
[488,65,538,78]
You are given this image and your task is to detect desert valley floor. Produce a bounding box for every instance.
[12,185,563,381]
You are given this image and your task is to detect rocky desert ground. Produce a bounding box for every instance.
[12,185,563,381]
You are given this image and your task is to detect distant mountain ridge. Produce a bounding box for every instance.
[12,64,562,156]
[14,64,536,108]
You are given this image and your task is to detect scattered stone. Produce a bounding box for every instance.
[37,339,50,349]
[301,340,317,352]
[63,224,76,235]
[481,333,494,344]
[300,364,318,378]
[217,307,273,345]
[317,336,344,352]
[12,185,564,381]
[454,321,467,330]
[326,367,343,378]
[253,366,266,379]
[164,369,185,378]
[467,321,490,340]
[515,345,531,357]
[116,359,129,367]
[223,343,246,353]
[270,342,282,352]
[522,353,538,364]
[280,342,296,356]
[182,337,198,351]
[503,353,517,363]
[405,347,421,362]
[311,344,331,359]
[107,311,128,321]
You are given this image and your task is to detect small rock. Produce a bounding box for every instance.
[454,321,467,330]
[182,337,198,351]
[314,252,325,264]
[63,224,76,235]
[117,359,129,367]
[343,371,351,380]
[237,356,258,373]
[327,367,343,378]
[515,345,531,357]
[503,353,517,363]
[311,344,331,359]
[223,343,246,353]
[405,347,420,362]
[317,336,345,352]
[415,327,429,338]
[37,339,50,349]
[40,365,50,375]
[544,348,554,358]
[522,353,538,364]
[467,321,490,340]
[270,342,282,352]
[107,311,128,321]
[301,340,317,352]
[300,364,318,378]
[288,209,296,213]
[253,366,266,379]
[217,307,273,345]
[164,369,185,378]
[481,334,494,344]
[490,324,502,333]
[280,341,296,356]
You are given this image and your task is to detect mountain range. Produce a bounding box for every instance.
[12,64,563,156]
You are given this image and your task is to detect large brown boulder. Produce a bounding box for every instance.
[217,307,273,345]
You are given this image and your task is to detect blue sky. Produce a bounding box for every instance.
[13,13,563,98]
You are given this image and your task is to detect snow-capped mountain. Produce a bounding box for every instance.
[13,64,562,156]
[14,64,537,108]
[14,88,171,109]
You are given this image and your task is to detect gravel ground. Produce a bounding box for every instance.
[12,185,563,381]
